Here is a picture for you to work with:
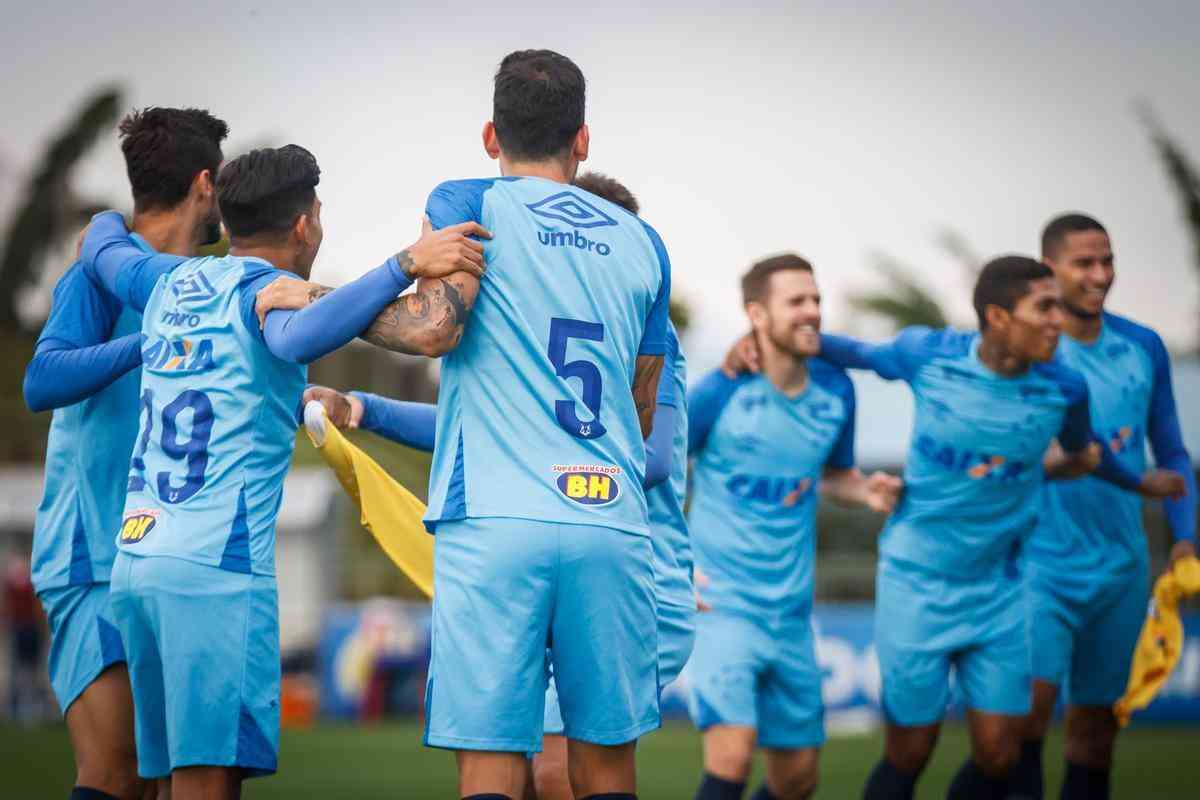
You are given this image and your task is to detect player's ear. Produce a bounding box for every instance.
[984,304,1010,333]
[572,124,589,163]
[482,122,501,160]
[191,169,215,201]
[746,300,768,330]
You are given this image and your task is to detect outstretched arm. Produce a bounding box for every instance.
[1144,336,1197,547]
[79,211,186,311]
[818,332,920,381]
[822,468,903,513]
[24,334,142,412]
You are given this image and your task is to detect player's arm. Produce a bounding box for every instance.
[24,334,141,412]
[1144,335,1198,560]
[305,385,439,452]
[253,220,489,358]
[78,211,187,311]
[818,329,928,381]
[633,225,673,440]
[1058,382,1186,500]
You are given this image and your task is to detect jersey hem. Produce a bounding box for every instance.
[114,548,276,577]
[424,510,650,537]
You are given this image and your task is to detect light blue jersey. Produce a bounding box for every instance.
[422,177,670,537]
[31,236,151,591]
[117,255,305,575]
[821,327,1132,581]
[1028,312,1197,584]
[686,361,855,623]
[648,324,693,611]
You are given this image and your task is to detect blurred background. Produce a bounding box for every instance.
[3,2,1199,796]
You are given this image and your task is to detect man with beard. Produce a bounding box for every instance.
[687,254,902,800]
[804,256,1184,800]
[1009,215,1196,800]
[23,107,229,800]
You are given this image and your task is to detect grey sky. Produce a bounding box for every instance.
[4,1,1199,372]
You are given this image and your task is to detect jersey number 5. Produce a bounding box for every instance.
[128,388,214,504]
[548,317,607,440]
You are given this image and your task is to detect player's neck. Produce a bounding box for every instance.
[498,155,574,184]
[977,336,1030,378]
[131,209,199,257]
[1062,306,1103,344]
[760,342,809,397]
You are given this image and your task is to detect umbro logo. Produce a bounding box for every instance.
[171,270,217,304]
[526,191,618,229]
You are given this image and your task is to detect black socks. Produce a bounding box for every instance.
[1008,738,1045,799]
[695,772,746,800]
[864,758,917,800]
[1060,760,1110,800]
[70,790,120,800]
[946,758,1007,800]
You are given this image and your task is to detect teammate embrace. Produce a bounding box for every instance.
[24,48,1196,800]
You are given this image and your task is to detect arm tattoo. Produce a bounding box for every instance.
[631,355,665,439]
[361,276,475,356]
[307,286,333,303]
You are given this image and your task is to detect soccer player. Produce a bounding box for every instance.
[23,107,229,800]
[341,51,670,800]
[72,143,486,799]
[800,256,1183,800]
[688,254,902,800]
[289,170,693,800]
[1009,214,1197,800]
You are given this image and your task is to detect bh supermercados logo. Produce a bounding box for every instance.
[527,191,618,229]
[553,464,621,506]
[119,509,160,543]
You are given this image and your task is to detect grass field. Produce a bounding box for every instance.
[6,719,1196,798]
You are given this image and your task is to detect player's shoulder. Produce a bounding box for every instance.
[897,325,972,361]
[808,356,854,400]
[1032,357,1088,402]
[426,177,508,227]
[49,259,103,301]
[1103,311,1167,362]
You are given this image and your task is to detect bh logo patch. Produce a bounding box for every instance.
[527,191,618,229]
[119,510,159,543]
[553,464,621,506]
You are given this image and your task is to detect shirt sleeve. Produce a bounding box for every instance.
[425,179,489,231]
[259,256,413,364]
[36,263,120,350]
[24,333,142,412]
[637,221,671,356]
[1058,380,1143,492]
[818,327,931,382]
[825,376,857,471]
[642,402,677,489]
[1145,334,1197,541]
[351,392,437,452]
[79,211,186,311]
[687,369,741,455]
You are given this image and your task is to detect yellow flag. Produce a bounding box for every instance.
[1113,555,1200,726]
[304,402,434,599]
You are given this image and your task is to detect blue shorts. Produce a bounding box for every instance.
[544,597,695,737]
[424,517,659,752]
[686,610,824,749]
[38,582,126,714]
[109,552,279,779]
[1027,566,1149,707]
[876,561,1030,726]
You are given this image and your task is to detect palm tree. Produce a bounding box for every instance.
[1138,102,1200,352]
[0,87,122,331]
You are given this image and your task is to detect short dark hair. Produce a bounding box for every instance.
[573,171,638,214]
[1041,213,1107,260]
[493,49,586,162]
[973,255,1054,329]
[741,253,814,305]
[118,107,229,213]
[216,145,321,239]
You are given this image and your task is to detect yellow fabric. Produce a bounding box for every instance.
[305,412,434,599]
[1114,555,1200,726]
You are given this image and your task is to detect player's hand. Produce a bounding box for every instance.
[721,332,760,377]
[864,471,903,514]
[1044,440,1102,478]
[694,566,712,612]
[255,276,323,328]
[302,385,363,430]
[1138,469,1187,501]
[398,217,491,281]
[1168,539,1196,571]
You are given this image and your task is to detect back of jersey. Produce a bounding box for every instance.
[119,255,306,574]
[424,177,670,537]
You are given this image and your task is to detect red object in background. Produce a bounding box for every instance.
[4,556,36,627]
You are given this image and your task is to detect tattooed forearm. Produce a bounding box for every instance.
[361,276,475,357]
[307,286,333,303]
[631,354,664,440]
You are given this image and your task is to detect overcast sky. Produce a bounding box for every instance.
[4,0,1199,372]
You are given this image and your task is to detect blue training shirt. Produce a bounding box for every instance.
[821,326,1141,581]
[686,359,856,623]
[1026,312,1197,590]
[30,238,149,591]
[422,177,671,536]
